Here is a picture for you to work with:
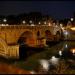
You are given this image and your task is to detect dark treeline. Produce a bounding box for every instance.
[0,12,54,25]
[0,12,75,26]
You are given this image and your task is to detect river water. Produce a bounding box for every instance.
[54,41,75,60]
[12,41,75,72]
[0,41,75,73]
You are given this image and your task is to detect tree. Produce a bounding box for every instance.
[6,15,16,25]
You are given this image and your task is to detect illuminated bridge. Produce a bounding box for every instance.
[0,25,61,58]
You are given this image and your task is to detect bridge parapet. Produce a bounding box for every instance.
[0,25,53,30]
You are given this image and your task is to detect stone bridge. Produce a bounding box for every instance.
[0,25,61,58]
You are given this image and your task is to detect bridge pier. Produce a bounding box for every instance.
[6,45,19,59]
[36,38,47,47]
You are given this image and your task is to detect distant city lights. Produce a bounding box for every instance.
[70,48,75,54]
[70,27,75,31]
[64,31,68,35]
[72,49,75,54]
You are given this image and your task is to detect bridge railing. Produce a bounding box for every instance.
[0,24,53,31]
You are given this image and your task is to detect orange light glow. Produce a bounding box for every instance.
[70,27,75,31]
[70,48,75,54]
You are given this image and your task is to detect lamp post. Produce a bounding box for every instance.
[71,18,74,26]
[48,22,51,26]
[71,18,74,22]
[3,18,7,25]
[44,21,46,25]
[22,20,26,24]
[39,22,41,25]
[29,20,32,24]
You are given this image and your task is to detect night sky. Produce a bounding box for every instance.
[0,1,75,20]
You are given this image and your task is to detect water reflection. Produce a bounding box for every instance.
[39,59,50,71]
[65,44,68,48]
[49,56,59,65]
[37,41,75,74]
[11,41,75,74]
[58,51,62,56]
[56,41,75,60]
[70,48,75,54]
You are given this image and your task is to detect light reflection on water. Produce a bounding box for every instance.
[0,41,75,72]
[55,41,75,60]
[37,41,75,73]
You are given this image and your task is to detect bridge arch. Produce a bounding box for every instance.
[17,31,35,59]
[0,38,7,56]
[37,31,40,39]
[45,30,51,35]
[45,30,52,39]
[45,30,54,43]
[17,31,34,46]
[54,31,61,41]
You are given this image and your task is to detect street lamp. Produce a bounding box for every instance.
[29,20,32,24]
[44,21,46,25]
[60,23,63,28]
[22,20,26,24]
[39,22,41,24]
[71,18,74,21]
[3,18,7,25]
[48,22,51,26]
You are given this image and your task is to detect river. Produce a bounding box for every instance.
[0,41,75,74]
